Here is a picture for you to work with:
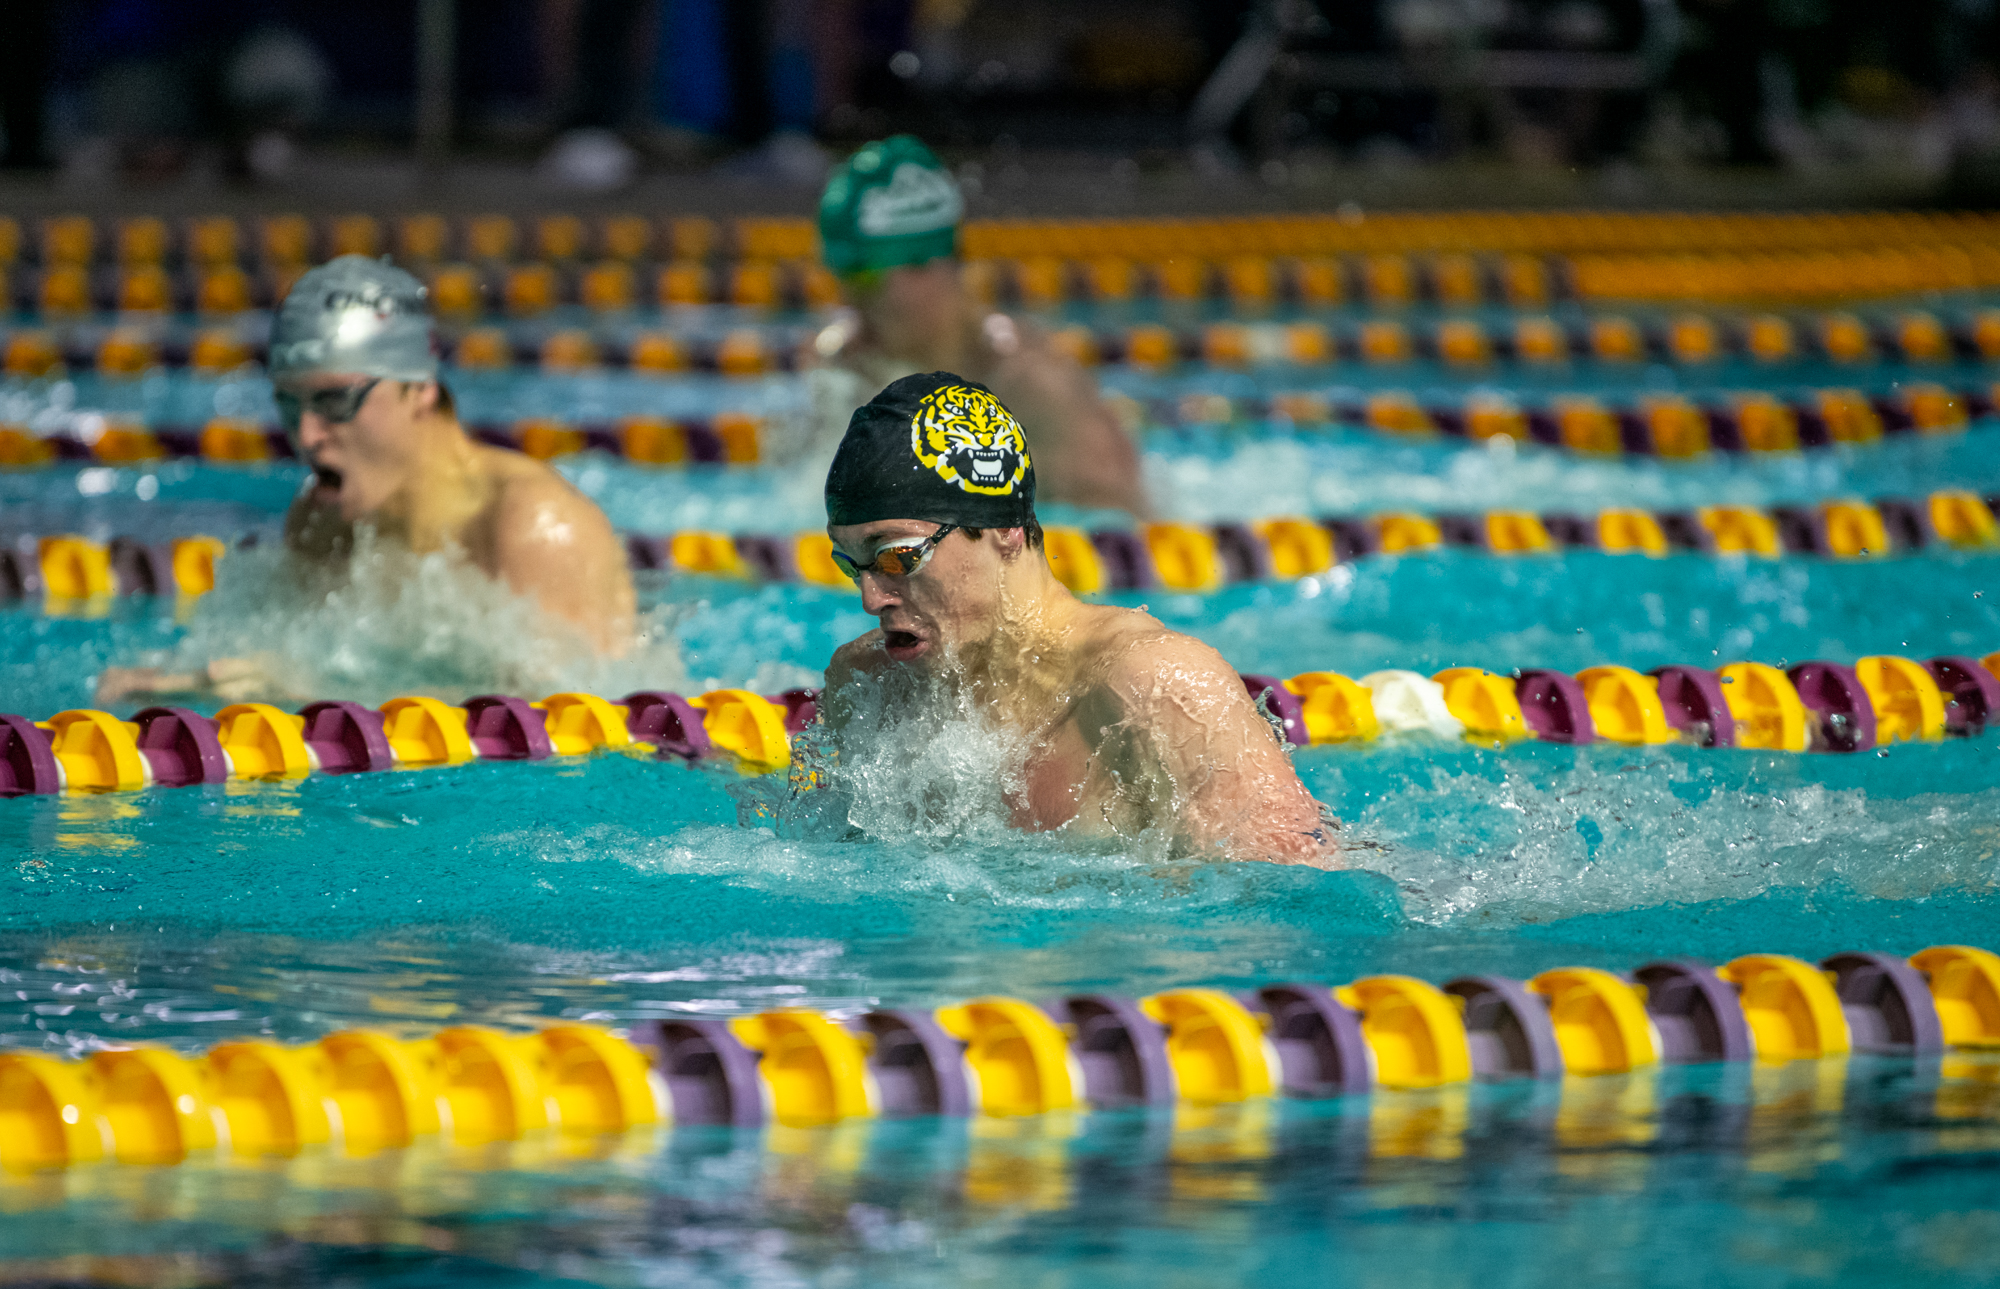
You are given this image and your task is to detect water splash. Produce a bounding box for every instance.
[747,666,1037,851]
[124,531,688,708]
[1318,745,2000,926]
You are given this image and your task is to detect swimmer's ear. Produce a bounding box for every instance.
[995,526,1028,559]
[401,380,442,417]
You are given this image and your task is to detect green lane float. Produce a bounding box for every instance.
[3,945,1993,1176]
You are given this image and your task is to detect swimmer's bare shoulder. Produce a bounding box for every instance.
[480,444,600,530]
[481,447,635,654]
[985,319,1145,516]
[1084,608,1341,869]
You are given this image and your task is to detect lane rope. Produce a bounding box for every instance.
[7,486,1996,618]
[2,650,1994,797]
[2,945,1995,1173]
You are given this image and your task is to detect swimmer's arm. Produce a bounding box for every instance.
[95,484,337,706]
[999,335,1148,517]
[489,476,636,656]
[1107,638,1342,869]
[94,656,303,706]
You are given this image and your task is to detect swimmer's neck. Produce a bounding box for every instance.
[364,418,492,551]
[937,558,1091,713]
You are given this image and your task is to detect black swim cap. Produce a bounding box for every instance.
[825,372,1036,528]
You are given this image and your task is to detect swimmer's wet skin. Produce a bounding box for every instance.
[821,371,1339,867]
[276,257,634,653]
[95,256,636,706]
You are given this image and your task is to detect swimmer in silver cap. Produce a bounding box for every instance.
[98,256,634,703]
[268,256,628,660]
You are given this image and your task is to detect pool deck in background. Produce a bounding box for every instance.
[0,149,1965,222]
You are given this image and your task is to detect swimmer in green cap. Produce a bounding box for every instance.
[97,256,634,703]
[808,135,1147,517]
[819,372,1337,867]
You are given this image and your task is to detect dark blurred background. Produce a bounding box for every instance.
[5,0,2000,207]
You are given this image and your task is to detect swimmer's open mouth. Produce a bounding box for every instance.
[313,466,343,491]
[884,630,920,650]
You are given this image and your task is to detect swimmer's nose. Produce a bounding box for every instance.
[858,573,900,614]
[295,412,332,454]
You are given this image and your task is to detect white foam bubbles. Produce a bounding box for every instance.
[1333,747,2000,926]
[140,530,688,707]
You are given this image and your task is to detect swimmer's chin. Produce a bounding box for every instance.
[309,467,354,514]
[312,471,386,524]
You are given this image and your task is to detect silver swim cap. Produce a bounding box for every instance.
[269,254,438,383]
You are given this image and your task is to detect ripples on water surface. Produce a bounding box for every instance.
[3,416,1999,1284]
[3,737,1999,1285]
[4,1054,1998,1288]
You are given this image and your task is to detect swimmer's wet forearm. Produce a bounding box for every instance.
[1221,823,1343,869]
[94,667,203,704]
[95,657,306,707]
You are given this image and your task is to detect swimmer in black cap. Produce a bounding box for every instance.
[821,372,1338,867]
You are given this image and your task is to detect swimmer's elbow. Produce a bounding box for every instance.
[494,517,636,655]
[566,585,636,657]
[581,613,631,658]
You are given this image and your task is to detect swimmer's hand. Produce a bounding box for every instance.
[93,657,296,706]
[94,666,204,706]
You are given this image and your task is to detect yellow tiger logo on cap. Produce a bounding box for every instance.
[910,383,1029,496]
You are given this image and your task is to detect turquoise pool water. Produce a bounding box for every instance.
[4,738,1999,1285]
[4,378,2000,1284]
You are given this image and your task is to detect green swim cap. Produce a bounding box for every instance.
[818,135,963,276]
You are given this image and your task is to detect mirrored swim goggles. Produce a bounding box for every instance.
[274,378,381,434]
[829,524,959,581]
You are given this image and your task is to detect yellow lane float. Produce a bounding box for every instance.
[0,941,1989,1178]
